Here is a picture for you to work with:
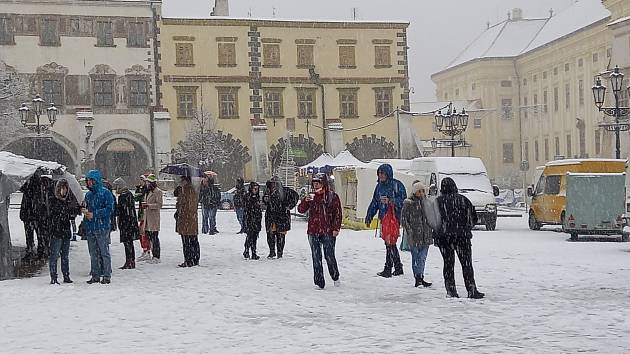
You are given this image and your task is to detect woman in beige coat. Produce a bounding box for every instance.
[142,174,163,264]
[175,176,199,267]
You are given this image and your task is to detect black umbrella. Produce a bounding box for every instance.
[160,163,204,178]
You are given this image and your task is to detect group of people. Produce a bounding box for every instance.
[20,162,485,299]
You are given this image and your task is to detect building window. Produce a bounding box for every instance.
[543,71,547,79]
[40,18,59,46]
[175,87,197,118]
[296,88,316,118]
[523,96,528,119]
[128,79,148,107]
[501,80,512,87]
[533,74,537,83]
[263,44,281,67]
[579,80,584,105]
[176,43,194,66]
[339,46,356,68]
[543,90,548,113]
[374,88,393,117]
[553,67,558,76]
[127,22,146,48]
[503,143,514,163]
[565,83,570,109]
[218,42,237,67]
[553,87,559,112]
[96,21,114,47]
[578,58,583,67]
[533,94,538,110]
[339,88,359,118]
[42,79,63,106]
[0,16,14,45]
[264,89,284,118]
[297,45,314,68]
[595,130,601,155]
[217,87,239,119]
[593,53,598,63]
[501,98,513,119]
[544,139,549,161]
[374,46,391,67]
[535,140,539,162]
[93,79,114,106]
[524,141,529,162]
[565,63,570,72]
[566,134,572,158]
[286,117,295,131]
[555,136,560,157]
[523,78,527,86]
[474,118,482,128]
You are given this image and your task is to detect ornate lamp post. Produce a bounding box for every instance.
[592,65,630,159]
[18,94,58,160]
[433,102,469,157]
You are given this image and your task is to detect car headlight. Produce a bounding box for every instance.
[485,204,497,212]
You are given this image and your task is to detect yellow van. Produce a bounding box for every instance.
[527,159,626,230]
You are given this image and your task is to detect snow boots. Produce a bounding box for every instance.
[415,275,432,288]
[50,275,59,285]
[86,276,100,284]
[468,290,485,299]
[379,245,403,278]
[63,274,73,284]
[100,277,111,285]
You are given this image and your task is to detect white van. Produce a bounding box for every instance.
[410,157,500,230]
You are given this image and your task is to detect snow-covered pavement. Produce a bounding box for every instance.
[2,210,630,353]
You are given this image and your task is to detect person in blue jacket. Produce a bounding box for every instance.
[83,169,115,285]
[365,163,407,278]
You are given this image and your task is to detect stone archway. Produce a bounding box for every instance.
[2,134,78,173]
[268,134,324,173]
[95,138,150,182]
[346,134,397,162]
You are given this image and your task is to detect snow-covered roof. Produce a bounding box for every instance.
[330,150,364,168]
[299,153,334,170]
[438,0,610,73]
[546,158,627,166]
[414,157,488,175]
[0,152,63,200]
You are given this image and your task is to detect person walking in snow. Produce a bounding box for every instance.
[19,176,40,261]
[401,181,438,288]
[233,177,247,234]
[175,176,200,267]
[135,174,152,261]
[242,181,263,260]
[48,179,81,284]
[113,178,139,270]
[298,173,342,289]
[83,169,115,284]
[365,163,407,278]
[435,177,485,299]
[263,176,299,259]
[35,174,55,260]
[142,174,163,264]
[199,176,221,235]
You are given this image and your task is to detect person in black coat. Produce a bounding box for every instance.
[36,175,55,260]
[19,176,40,261]
[103,180,118,232]
[199,176,221,235]
[233,178,247,234]
[114,178,140,269]
[435,177,485,299]
[263,176,299,259]
[243,182,263,260]
[48,179,81,284]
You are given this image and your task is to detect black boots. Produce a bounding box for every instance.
[414,275,432,287]
[380,245,403,278]
[392,268,404,276]
[63,274,73,284]
[50,275,59,285]
[87,277,100,284]
[468,290,485,299]
[100,277,111,285]
[377,269,392,278]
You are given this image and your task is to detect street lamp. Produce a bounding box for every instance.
[592,65,630,159]
[18,94,57,135]
[433,102,469,157]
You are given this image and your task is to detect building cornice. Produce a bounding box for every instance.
[162,17,409,30]
[0,0,157,8]
[163,75,406,85]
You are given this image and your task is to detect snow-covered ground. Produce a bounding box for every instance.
[2,210,630,353]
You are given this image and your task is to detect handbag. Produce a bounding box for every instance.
[381,205,400,246]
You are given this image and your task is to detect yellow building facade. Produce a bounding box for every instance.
[431,2,626,186]
[160,17,409,183]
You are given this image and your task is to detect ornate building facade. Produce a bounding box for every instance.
[0,0,172,180]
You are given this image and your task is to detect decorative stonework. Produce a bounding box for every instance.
[268,134,323,172]
[89,64,117,76]
[36,62,69,76]
[346,135,397,162]
[125,64,150,76]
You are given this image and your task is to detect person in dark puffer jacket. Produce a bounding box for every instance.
[243,182,263,260]
[48,179,81,284]
[435,177,485,299]
[298,173,342,289]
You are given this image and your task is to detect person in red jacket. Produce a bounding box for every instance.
[298,173,342,289]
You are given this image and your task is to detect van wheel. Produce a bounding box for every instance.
[622,233,629,242]
[529,211,541,231]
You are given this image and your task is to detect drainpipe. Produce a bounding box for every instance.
[149,2,161,172]
[513,59,523,176]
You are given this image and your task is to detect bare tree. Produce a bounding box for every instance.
[0,61,28,146]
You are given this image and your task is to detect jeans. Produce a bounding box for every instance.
[439,238,477,296]
[147,231,161,259]
[49,237,70,277]
[308,235,340,288]
[235,208,244,230]
[202,208,218,234]
[87,229,112,279]
[409,245,430,277]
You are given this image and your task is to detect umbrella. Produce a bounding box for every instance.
[204,170,218,177]
[160,163,204,178]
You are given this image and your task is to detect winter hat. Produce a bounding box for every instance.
[411,181,426,195]
[146,174,158,183]
[113,177,128,191]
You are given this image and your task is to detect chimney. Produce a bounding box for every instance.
[512,8,523,21]
[211,0,229,16]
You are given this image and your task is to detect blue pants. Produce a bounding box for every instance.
[87,230,112,279]
[202,207,218,234]
[308,235,339,288]
[410,245,430,277]
[49,237,70,277]
[235,208,244,230]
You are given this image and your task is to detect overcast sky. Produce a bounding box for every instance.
[163,0,585,102]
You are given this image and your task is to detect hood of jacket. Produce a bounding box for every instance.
[377,164,394,183]
[86,169,104,191]
[440,177,458,195]
[113,177,128,192]
[54,179,69,200]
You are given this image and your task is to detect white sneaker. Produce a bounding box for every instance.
[334,280,341,287]
[148,257,161,264]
